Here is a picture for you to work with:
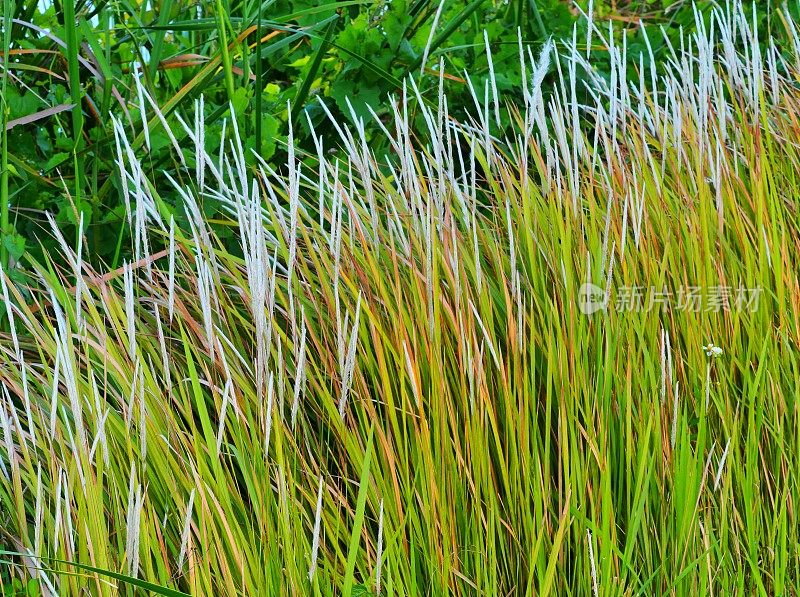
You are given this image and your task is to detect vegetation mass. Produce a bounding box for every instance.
[2,1,800,595]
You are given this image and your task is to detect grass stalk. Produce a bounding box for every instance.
[215,0,236,105]
[62,0,84,220]
[0,0,13,271]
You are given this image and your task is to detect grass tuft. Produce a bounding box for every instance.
[1,4,800,594]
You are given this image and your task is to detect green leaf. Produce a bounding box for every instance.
[2,230,25,261]
[4,163,19,178]
[231,87,251,116]
[0,552,191,597]
[246,113,280,162]
[43,152,70,171]
[382,0,413,52]
[330,79,382,121]
[26,578,40,597]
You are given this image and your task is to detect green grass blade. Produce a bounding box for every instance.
[0,552,191,596]
[1,0,14,271]
[342,426,374,597]
[61,0,84,216]
[291,16,337,125]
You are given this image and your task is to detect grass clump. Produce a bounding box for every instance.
[2,4,800,594]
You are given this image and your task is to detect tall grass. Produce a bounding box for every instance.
[2,3,800,594]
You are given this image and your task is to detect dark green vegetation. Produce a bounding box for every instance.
[1,0,777,268]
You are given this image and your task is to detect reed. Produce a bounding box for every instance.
[1,3,799,594]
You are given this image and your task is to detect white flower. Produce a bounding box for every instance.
[703,343,723,357]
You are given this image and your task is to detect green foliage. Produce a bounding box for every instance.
[0,575,40,597]
[1,0,766,267]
